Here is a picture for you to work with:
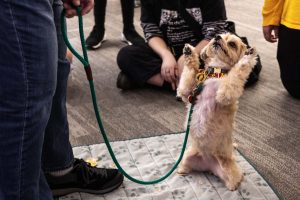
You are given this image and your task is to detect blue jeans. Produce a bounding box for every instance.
[0,0,74,199]
[42,0,74,173]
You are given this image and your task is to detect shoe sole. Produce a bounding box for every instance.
[86,34,107,50]
[52,173,124,197]
[121,33,132,45]
[86,39,106,50]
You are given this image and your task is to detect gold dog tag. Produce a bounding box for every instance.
[214,68,221,74]
[196,70,207,83]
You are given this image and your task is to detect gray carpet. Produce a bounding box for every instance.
[66,0,300,199]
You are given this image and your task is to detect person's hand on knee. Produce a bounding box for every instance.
[161,53,178,90]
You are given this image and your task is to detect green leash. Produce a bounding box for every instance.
[60,7,194,185]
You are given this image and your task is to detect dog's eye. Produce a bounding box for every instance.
[228,41,237,48]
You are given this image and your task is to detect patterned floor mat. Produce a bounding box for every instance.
[59,133,280,200]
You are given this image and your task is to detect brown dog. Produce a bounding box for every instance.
[177,33,257,190]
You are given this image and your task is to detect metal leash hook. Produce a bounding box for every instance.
[60,6,194,185]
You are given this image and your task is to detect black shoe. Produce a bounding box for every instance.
[121,28,145,45]
[86,26,106,49]
[45,159,124,197]
[116,72,136,90]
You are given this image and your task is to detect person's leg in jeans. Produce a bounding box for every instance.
[277,25,300,99]
[0,0,57,199]
[42,0,74,175]
[43,1,124,197]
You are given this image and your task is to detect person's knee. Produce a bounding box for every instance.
[281,79,300,99]
[117,46,135,71]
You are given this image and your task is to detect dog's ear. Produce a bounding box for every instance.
[200,45,208,61]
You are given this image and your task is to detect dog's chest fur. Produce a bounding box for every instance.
[190,78,237,140]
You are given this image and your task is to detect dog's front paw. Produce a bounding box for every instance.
[242,47,258,67]
[245,47,256,56]
[183,44,199,70]
[183,44,193,57]
[234,47,257,74]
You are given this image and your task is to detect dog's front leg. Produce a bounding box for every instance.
[216,48,257,105]
[177,44,199,102]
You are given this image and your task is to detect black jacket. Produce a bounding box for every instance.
[140,0,227,48]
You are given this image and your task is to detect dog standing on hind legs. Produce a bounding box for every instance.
[177,33,258,191]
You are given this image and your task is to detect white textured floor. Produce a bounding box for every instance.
[59,133,280,200]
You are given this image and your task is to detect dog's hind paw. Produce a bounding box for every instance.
[177,165,191,175]
[233,142,238,148]
[225,174,244,191]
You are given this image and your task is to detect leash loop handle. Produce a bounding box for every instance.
[61,7,89,67]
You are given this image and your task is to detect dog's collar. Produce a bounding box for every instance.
[195,67,228,84]
[188,67,229,104]
[206,66,228,78]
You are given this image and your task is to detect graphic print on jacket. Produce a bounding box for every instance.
[160,8,203,48]
[141,0,227,56]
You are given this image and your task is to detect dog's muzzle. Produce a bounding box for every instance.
[213,42,221,49]
[213,35,222,49]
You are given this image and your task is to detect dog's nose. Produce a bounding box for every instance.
[215,35,222,41]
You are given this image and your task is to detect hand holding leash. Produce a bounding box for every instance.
[63,0,94,18]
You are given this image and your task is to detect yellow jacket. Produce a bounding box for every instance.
[262,0,300,30]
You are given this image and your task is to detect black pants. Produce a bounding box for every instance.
[117,43,182,86]
[94,0,135,32]
[277,25,300,99]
